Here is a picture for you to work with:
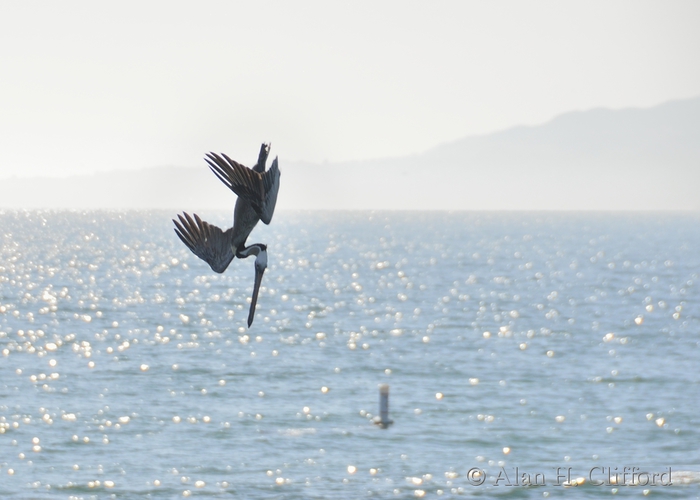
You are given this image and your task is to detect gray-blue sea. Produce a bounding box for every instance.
[1,210,699,499]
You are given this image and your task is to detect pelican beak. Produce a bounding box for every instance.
[247,259,266,327]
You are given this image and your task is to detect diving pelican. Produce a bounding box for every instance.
[173,143,280,327]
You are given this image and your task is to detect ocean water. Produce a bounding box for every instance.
[1,210,699,499]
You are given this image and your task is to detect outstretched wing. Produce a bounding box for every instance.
[260,157,280,224]
[205,151,281,225]
[173,212,234,273]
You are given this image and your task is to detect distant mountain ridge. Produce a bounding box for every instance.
[2,96,699,210]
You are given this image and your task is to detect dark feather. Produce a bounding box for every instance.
[173,212,234,273]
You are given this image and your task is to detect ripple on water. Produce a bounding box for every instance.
[0,211,699,498]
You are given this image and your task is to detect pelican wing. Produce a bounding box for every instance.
[173,212,234,273]
[205,152,281,225]
[259,157,280,224]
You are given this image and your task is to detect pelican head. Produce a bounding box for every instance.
[254,244,268,273]
[241,243,267,327]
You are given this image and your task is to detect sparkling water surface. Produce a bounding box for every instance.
[1,210,699,499]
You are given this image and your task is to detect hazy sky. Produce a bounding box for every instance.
[1,0,699,178]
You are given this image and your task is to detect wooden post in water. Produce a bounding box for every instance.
[376,384,393,429]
